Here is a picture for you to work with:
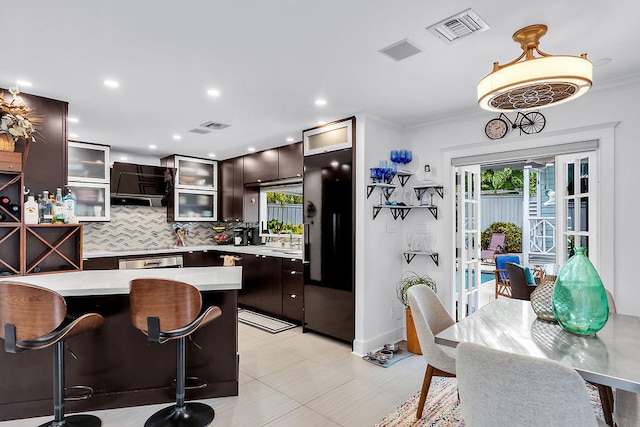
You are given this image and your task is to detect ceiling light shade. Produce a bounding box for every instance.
[477,24,592,112]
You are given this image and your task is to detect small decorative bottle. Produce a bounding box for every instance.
[552,247,609,335]
[40,190,53,223]
[63,188,76,223]
[53,188,65,223]
[24,196,39,224]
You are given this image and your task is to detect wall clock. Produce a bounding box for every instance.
[485,118,508,140]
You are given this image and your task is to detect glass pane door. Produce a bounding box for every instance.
[174,189,217,221]
[67,183,110,221]
[175,157,216,190]
[68,142,110,182]
[456,165,481,320]
[555,152,597,265]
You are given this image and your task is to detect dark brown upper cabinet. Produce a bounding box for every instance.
[277,142,302,180]
[220,156,244,222]
[243,148,278,184]
[2,89,68,196]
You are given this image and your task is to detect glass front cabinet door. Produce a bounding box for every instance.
[175,156,217,190]
[172,189,217,222]
[68,142,110,183]
[66,183,110,221]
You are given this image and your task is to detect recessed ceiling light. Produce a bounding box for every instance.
[315,99,327,106]
[149,145,157,150]
[248,147,256,152]
[68,117,79,123]
[208,153,216,158]
[207,89,221,97]
[286,137,294,142]
[317,120,327,125]
[120,156,128,161]
[172,134,182,140]
[69,133,79,138]
[104,79,119,88]
[16,80,32,87]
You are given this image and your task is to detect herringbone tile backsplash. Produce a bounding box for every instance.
[82,206,221,252]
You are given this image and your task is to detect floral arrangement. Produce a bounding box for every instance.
[0,88,37,143]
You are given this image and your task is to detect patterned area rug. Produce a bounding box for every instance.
[374,377,604,427]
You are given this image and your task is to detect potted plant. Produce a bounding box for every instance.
[396,271,437,354]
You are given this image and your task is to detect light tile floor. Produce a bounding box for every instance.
[0,324,427,427]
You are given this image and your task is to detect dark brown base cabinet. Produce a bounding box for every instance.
[239,254,283,316]
[282,258,304,322]
[0,290,238,421]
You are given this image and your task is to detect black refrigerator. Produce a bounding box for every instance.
[303,148,354,343]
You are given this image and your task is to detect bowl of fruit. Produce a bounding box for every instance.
[212,227,233,245]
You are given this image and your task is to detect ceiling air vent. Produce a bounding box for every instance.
[426,8,490,44]
[378,38,423,62]
[200,121,231,130]
[189,128,211,135]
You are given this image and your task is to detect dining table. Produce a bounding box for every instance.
[435,297,640,394]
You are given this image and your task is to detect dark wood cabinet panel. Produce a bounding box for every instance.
[278,142,302,180]
[3,89,69,196]
[220,159,234,221]
[239,254,282,317]
[243,149,278,184]
[219,157,244,222]
[282,293,303,322]
[243,185,259,223]
[82,256,118,270]
[183,251,224,267]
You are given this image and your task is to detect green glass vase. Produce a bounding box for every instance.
[552,247,609,335]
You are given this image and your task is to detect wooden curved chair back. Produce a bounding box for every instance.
[0,282,67,341]
[130,279,203,332]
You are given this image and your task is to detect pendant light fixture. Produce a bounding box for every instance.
[477,24,592,112]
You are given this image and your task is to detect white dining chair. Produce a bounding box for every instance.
[407,286,456,419]
[456,342,607,427]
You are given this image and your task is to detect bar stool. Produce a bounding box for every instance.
[129,278,222,427]
[0,282,105,427]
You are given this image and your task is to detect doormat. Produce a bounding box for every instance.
[237,309,297,334]
[362,349,414,368]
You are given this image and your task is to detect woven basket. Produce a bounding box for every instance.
[530,279,557,322]
[0,134,15,152]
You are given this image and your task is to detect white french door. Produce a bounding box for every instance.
[456,165,481,320]
[555,152,598,265]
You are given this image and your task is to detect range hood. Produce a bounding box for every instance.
[110,162,173,206]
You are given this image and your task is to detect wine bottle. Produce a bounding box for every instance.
[0,195,10,206]
[40,191,53,223]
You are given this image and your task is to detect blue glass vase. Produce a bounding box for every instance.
[552,247,609,335]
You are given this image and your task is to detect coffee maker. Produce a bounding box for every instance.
[233,227,249,246]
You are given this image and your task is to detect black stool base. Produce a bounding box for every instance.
[39,414,102,427]
[145,403,214,427]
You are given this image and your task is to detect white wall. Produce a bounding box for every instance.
[354,77,640,353]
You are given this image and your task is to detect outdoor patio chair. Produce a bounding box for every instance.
[504,262,537,301]
[481,232,505,262]
[494,255,520,298]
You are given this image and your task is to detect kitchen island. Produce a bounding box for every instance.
[0,267,242,421]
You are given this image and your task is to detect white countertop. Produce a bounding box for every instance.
[83,244,303,260]
[0,266,243,297]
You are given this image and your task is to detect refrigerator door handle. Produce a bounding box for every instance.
[303,223,309,263]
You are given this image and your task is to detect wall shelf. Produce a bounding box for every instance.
[396,172,412,187]
[366,183,395,200]
[413,185,444,201]
[402,250,439,266]
[372,204,438,220]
